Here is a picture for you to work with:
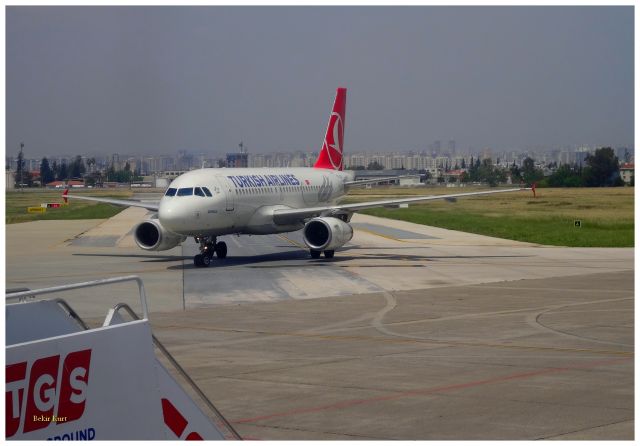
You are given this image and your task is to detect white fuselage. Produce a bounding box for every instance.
[158,167,354,236]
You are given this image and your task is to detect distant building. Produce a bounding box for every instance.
[46,181,66,188]
[6,171,15,190]
[46,180,85,188]
[444,169,466,183]
[160,170,188,180]
[226,152,248,168]
[353,169,422,186]
[619,163,634,185]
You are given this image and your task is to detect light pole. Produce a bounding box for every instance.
[19,142,24,192]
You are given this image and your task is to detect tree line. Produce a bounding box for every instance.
[509,147,626,187]
[15,147,630,188]
[463,148,626,187]
[37,155,89,185]
[14,154,143,188]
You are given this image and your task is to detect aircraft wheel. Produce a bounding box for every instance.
[324,250,335,259]
[194,254,204,267]
[310,249,321,259]
[215,241,228,259]
[202,254,211,267]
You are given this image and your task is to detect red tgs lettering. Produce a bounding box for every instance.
[6,361,27,437]
[57,349,92,423]
[23,355,60,433]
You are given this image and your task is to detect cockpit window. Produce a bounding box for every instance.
[194,187,205,197]
[165,188,177,197]
[177,187,194,196]
[202,187,213,197]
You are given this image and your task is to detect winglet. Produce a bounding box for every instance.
[62,188,69,204]
[531,182,537,198]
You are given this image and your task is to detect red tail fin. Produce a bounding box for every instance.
[62,188,69,204]
[314,87,346,170]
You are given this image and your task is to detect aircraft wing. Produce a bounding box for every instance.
[343,175,418,187]
[64,190,159,212]
[272,187,531,225]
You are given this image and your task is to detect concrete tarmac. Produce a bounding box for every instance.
[5,210,634,440]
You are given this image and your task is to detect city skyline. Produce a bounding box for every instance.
[7,7,634,157]
[6,138,634,161]
[8,144,633,177]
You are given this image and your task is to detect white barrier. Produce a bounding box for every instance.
[6,278,235,440]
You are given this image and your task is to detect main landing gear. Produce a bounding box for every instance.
[193,236,227,267]
[310,249,334,259]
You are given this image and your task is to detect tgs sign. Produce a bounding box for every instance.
[6,349,92,437]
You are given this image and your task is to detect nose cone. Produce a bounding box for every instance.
[158,198,183,233]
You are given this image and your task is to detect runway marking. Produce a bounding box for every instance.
[152,324,633,357]
[231,356,631,424]
[355,227,411,243]
[338,264,426,268]
[373,296,633,328]
[469,285,634,294]
[246,264,427,269]
[277,234,307,250]
[369,291,634,351]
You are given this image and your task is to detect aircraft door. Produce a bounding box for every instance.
[216,176,235,212]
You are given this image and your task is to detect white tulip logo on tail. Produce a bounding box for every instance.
[324,112,344,170]
[314,87,346,171]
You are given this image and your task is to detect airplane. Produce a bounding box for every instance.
[65,88,533,267]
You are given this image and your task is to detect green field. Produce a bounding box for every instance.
[5,189,132,224]
[346,187,634,247]
[6,186,634,247]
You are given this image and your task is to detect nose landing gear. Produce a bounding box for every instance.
[193,236,228,267]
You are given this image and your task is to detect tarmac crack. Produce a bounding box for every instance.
[154,323,634,357]
[230,357,631,426]
[415,386,635,413]
[367,292,634,355]
[211,373,417,395]
[217,357,361,378]
[527,296,634,347]
[240,421,393,440]
[536,418,634,440]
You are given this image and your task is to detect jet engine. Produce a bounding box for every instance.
[303,217,353,251]
[134,218,186,251]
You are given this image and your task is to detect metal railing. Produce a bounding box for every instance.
[5,287,34,302]
[53,298,91,330]
[112,303,242,440]
[6,275,149,320]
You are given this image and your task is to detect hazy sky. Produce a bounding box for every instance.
[6,6,634,158]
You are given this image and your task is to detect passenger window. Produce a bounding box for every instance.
[195,187,205,197]
[202,187,213,197]
[177,188,194,196]
[165,188,177,197]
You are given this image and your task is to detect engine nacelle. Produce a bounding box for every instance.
[134,219,186,251]
[303,217,353,251]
